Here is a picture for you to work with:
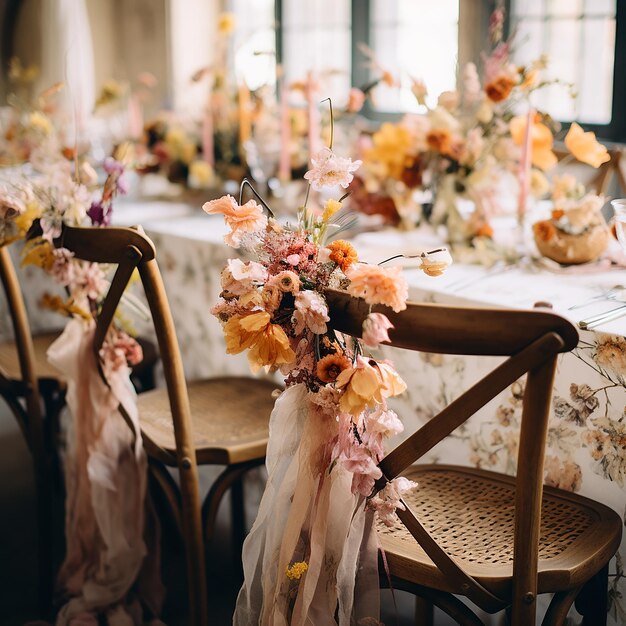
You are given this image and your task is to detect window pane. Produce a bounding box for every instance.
[370,0,459,112]
[510,0,616,125]
[230,0,276,90]
[281,0,351,100]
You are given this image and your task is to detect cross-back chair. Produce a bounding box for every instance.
[0,243,67,618]
[325,289,622,626]
[56,224,279,626]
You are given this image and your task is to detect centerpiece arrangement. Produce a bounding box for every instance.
[350,7,610,258]
[205,117,452,623]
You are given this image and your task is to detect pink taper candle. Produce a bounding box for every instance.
[127,94,143,140]
[517,107,533,225]
[202,92,214,167]
[278,79,291,181]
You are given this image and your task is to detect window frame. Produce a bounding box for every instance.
[275,0,625,142]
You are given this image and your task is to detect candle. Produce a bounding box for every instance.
[517,107,533,225]
[238,84,251,150]
[202,92,214,167]
[279,79,291,182]
[128,93,143,140]
[306,71,320,165]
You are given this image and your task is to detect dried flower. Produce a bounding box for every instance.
[316,353,351,383]
[327,239,358,272]
[269,270,300,293]
[533,220,557,242]
[346,263,408,313]
[485,75,516,102]
[304,148,362,190]
[419,248,453,277]
[322,198,342,222]
[595,335,626,377]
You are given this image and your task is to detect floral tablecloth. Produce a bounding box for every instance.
[3,207,626,624]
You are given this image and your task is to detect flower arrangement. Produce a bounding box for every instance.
[206,125,451,622]
[532,175,610,264]
[351,7,610,251]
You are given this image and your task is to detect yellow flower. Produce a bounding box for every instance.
[21,238,55,271]
[336,358,406,416]
[218,12,236,35]
[564,123,610,168]
[95,79,125,109]
[286,561,308,580]
[365,123,413,180]
[189,160,214,188]
[510,114,557,171]
[39,294,91,321]
[223,312,295,372]
[27,112,52,136]
[322,198,342,222]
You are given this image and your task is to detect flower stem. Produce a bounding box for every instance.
[239,178,274,217]
[321,97,334,151]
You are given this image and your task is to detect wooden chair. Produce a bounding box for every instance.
[56,224,278,626]
[0,244,67,618]
[325,289,622,626]
[554,146,626,196]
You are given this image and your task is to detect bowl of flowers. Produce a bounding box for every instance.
[533,175,610,264]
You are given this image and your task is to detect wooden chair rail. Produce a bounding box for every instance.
[376,332,566,484]
[324,289,578,357]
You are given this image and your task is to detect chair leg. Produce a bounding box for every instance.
[34,464,55,619]
[179,463,209,626]
[230,476,246,578]
[575,565,609,626]
[415,596,434,626]
[542,586,582,626]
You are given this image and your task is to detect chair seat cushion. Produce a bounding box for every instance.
[377,464,622,597]
[138,377,280,465]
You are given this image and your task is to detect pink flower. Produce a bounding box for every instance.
[49,247,75,287]
[347,88,366,113]
[286,254,300,266]
[362,312,394,348]
[203,195,268,247]
[369,477,417,527]
[346,263,408,312]
[293,290,329,335]
[342,447,382,496]
[74,262,107,300]
[304,148,362,191]
[100,330,143,374]
[367,406,404,438]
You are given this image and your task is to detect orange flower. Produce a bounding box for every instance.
[426,129,452,155]
[223,311,295,371]
[551,209,565,220]
[533,220,557,242]
[510,114,557,171]
[327,240,358,272]
[564,123,610,168]
[485,75,516,102]
[346,263,408,313]
[316,353,351,383]
[203,195,268,247]
[475,223,494,238]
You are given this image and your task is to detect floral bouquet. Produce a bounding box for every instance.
[206,133,451,623]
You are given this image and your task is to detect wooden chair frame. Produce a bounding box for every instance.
[324,289,617,626]
[0,244,66,617]
[55,225,208,626]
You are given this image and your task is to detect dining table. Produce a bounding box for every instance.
[2,196,626,625]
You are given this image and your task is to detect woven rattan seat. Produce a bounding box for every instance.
[0,331,62,381]
[138,376,279,465]
[377,465,622,599]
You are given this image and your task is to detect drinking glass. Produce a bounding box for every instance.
[611,199,626,253]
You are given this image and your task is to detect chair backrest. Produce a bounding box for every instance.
[56,224,194,465]
[0,244,44,454]
[554,146,626,196]
[325,289,579,619]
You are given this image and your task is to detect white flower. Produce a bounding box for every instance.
[437,90,460,112]
[420,248,453,276]
[0,185,26,219]
[221,258,268,295]
[303,148,362,191]
[292,290,329,335]
[369,477,418,527]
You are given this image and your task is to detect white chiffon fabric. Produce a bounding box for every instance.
[47,319,164,626]
[234,384,380,626]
